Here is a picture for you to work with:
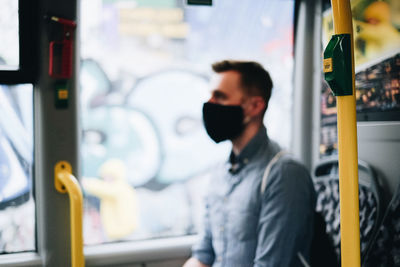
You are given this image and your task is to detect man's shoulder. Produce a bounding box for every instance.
[268,154,312,182]
[263,154,316,203]
[276,155,307,169]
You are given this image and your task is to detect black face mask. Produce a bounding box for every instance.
[202,102,245,143]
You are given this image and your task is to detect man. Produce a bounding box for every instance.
[184,60,316,267]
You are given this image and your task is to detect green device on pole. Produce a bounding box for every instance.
[323,34,353,96]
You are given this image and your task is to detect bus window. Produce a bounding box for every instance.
[0,84,34,253]
[0,0,19,70]
[80,0,294,244]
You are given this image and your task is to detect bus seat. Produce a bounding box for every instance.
[363,181,400,267]
[312,157,383,264]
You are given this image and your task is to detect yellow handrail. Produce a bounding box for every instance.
[55,161,85,267]
[330,0,361,266]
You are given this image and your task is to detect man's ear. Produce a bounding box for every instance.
[247,96,266,117]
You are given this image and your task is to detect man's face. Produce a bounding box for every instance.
[208,71,246,106]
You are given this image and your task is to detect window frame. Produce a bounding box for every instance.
[0,0,39,84]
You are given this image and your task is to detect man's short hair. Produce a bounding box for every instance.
[212,60,273,109]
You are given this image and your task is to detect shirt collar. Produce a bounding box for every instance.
[228,126,269,173]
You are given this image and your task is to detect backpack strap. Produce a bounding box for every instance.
[260,150,287,194]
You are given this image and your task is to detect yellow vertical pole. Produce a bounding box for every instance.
[330,0,361,266]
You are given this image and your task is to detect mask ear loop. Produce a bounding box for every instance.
[240,96,253,125]
[241,96,263,125]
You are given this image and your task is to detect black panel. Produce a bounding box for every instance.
[187,0,212,6]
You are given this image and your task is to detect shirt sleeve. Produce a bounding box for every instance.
[192,196,215,266]
[253,160,316,267]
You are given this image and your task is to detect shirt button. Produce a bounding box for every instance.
[223,197,228,202]
[244,158,249,164]
[217,256,222,262]
[220,226,224,232]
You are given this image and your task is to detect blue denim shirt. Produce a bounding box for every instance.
[192,127,316,267]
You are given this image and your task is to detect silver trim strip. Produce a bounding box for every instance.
[84,235,197,266]
[0,252,42,267]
